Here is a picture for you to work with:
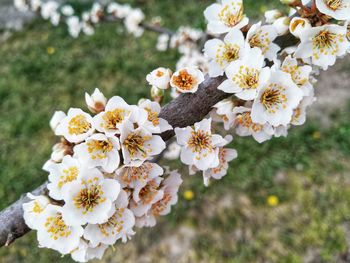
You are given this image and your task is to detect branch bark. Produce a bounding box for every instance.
[0,75,228,247]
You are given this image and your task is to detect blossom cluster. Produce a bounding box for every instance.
[23,89,183,262]
[14,0,145,37]
[20,0,350,261]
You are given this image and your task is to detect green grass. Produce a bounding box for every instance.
[0,0,350,262]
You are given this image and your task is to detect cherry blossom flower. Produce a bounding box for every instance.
[175,118,226,170]
[163,141,182,160]
[136,171,182,227]
[211,97,236,130]
[85,88,107,114]
[107,3,132,19]
[295,24,350,70]
[170,67,204,93]
[204,29,245,77]
[272,17,290,36]
[124,9,145,37]
[23,194,50,230]
[251,70,303,126]
[138,99,172,133]
[93,96,132,136]
[218,47,271,100]
[41,1,60,26]
[61,5,74,17]
[120,121,166,166]
[204,0,249,34]
[74,134,120,173]
[130,176,164,217]
[291,94,316,126]
[202,135,237,186]
[14,0,28,12]
[71,240,108,262]
[46,155,82,200]
[61,168,120,225]
[84,190,135,246]
[316,0,350,21]
[246,22,280,61]
[233,107,274,143]
[55,108,95,143]
[146,67,172,90]
[66,16,81,38]
[36,204,84,254]
[264,9,283,24]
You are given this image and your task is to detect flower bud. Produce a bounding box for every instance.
[273,17,290,36]
[49,111,66,133]
[289,17,311,38]
[85,88,107,113]
[264,9,283,24]
[150,86,165,103]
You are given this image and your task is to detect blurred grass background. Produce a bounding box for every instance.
[1,0,350,262]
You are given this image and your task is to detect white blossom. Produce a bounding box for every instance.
[295,24,350,70]
[246,22,280,61]
[61,5,74,17]
[316,0,350,21]
[49,111,66,133]
[163,141,181,160]
[289,17,312,38]
[291,94,316,126]
[67,16,81,38]
[170,67,204,93]
[175,118,226,170]
[85,88,107,114]
[204,29,246,77]
[124,9,145,37]
[61,168,120,225]
[146,67,172,90]
[204,0,249,34]
[272,17,290,36]
[36,204,84,255]
[218,47,270,100]
[264,9,283,24]
[107,3,132,19]
[251,70,304,126]
[23,194,50,230]
[212,98,236,130]
[156,34,170,51]
[74,134,120,173]
[55,108,95,143]
[71,240,108,262]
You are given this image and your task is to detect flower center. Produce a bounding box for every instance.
[233,66,259,89]
[151,193,172,216]
[123,132,150,158]
[45,213,71,240]
[313,30,336,50]
[102,109,127,130]
[32,201,44,213]
[219,4,244,27]
[188,130,212,153]
[98,209,125,237]
[172,70,197,90]
[87,139,113,159]
[282,65,307,87]
[145,107,160,126]
[58,166,78,188]
[68,115,91,135]
[235,112,262,132]
[223,44,240,62]
[74,181,106,213]
[156,70,164,77]
[260,84,287,113]
[139,179,159,204]
[119,163,151,185]
[325,0,343,10]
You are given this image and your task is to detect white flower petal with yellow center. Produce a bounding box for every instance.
[138,99,172,133]
[233,106,274,143]
[47,155,81,200]
[93,96,132,136]
[23,193,50,230]
[204,29,245,77]
[170,67,205,93]
[204,0,249,34]
[146,67,172,90]
[316,0,350,20]
[36,204,83,255]
[61,168,120,225]
[55,108,94,143]
[218,47,271,100]
[175,118,226,171]
[137,171,183,228]
[130,176,164,217]
[71,240,108,262]
[291,94,316,126]
[251,70,304,126]
[115,162,164,192]
[280,55,314,97]
[83,190,135,246]
[289,17,312,38]
[202,135,237,186]
[295,24,350,70]
[74,134,120,173]
[246,22,280,61]
[120,121,166,166]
